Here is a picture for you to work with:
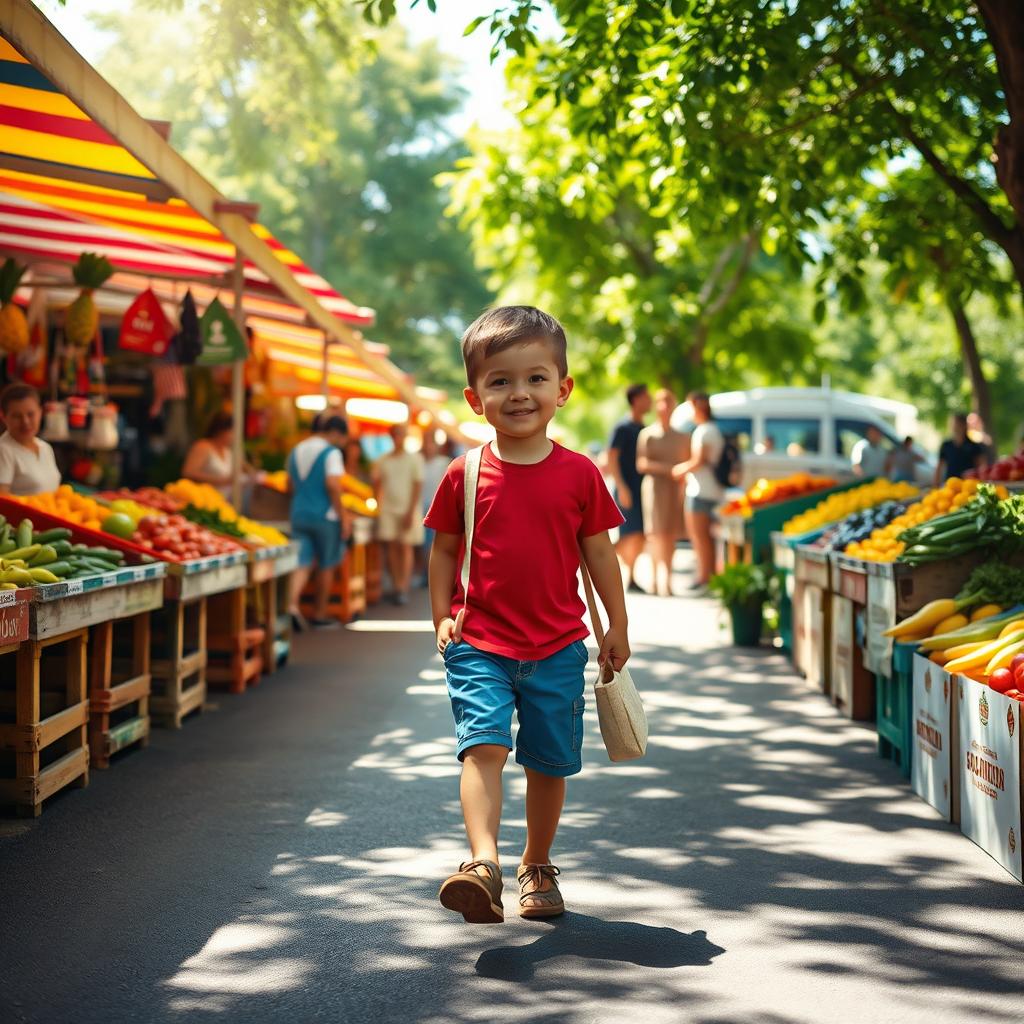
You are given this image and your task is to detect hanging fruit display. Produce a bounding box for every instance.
[0,258,29,354]
[65,253,114,347]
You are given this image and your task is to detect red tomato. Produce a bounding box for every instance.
[990,668,1016,693]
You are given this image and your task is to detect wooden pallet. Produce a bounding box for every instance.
[0,626,89,817]
[88,612,151,769]
[150,597,207,729]
[207,587,264,693]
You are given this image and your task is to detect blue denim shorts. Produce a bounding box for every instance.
[443,638,589,778]
[292,518,344,570]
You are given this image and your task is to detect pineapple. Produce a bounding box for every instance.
[65,252,113,347]
[0,258,29,354]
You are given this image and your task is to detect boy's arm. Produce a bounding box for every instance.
[580,531,631,671]
[429,530,464,653]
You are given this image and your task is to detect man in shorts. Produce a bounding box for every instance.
[286,414,351,630]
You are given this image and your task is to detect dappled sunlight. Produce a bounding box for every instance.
[346,619,437,632]
[149,586,1024,1022]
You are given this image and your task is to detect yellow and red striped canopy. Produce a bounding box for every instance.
[0,33,405,402]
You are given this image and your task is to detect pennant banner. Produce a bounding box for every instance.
[198,297,247,365]
[119,288,172,356]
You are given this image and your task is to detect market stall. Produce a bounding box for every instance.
[0,7,435,815]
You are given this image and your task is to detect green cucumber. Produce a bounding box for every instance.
[44,561,74,578]
[0,539,14,555]
[32,527,72,545]
[82,547,124,563]
[51,540,72,557]
[16,520,32,548]
[28,545,57,567]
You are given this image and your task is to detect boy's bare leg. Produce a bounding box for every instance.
[461,744,508,871]
[521,767,566,896]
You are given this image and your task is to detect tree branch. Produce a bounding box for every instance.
[689,229,759,367]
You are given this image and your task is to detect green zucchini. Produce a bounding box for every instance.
[33,527,72,545]
[16,520,32,548]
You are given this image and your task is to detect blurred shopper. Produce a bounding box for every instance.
[182,412,245,498]
[343,437,370,484]
[637,389,689,597]
[286,414,351,631]
[374,421,425,605]
[0,383,60,496]
[672,391,723,589]
[886,436,923,483]
[967,411,997,464]
[417,428,452,587]
[936,412,987,485]
[851,425,887,478]
[607,383,651,592]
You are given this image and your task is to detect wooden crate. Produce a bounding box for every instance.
[150,597,207,728]
[87,612,151,769]
[207,587,264,693]
[0,626,89,817]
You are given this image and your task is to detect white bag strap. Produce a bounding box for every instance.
[579,547,616,683]
[460,445,484,599]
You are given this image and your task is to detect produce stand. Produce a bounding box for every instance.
[29,563,167,771]
[714,478,864,568]
[793,544,832,694]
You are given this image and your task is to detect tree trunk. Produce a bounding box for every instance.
[978,0,1024,294]
[948,299,996,449]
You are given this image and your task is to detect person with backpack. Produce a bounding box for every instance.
[672,391,727,590]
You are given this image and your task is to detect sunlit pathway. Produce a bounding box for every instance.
[1,554,1022,1024]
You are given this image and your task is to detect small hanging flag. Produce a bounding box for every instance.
[197,297,247,365]
[119,288,172,355]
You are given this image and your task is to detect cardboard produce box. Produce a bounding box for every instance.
[958,676,1024,882]
[911,653,960,823]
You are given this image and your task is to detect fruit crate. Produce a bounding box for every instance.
[150,596,207,729]
[207,586,264,693]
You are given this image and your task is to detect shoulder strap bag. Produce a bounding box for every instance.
[461,443,647,762]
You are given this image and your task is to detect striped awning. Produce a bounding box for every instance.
[0,35,375,327]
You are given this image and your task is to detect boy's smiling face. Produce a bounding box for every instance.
[464,338,573,439]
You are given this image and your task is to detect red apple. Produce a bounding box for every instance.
[989,668,1015,693]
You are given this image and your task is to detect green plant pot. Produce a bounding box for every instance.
[729,600,764,647]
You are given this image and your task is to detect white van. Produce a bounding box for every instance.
[670,387,935,489]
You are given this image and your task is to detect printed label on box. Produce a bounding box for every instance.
[865,574,896,677]
[959,676,1023,881]
[912,653,951,819]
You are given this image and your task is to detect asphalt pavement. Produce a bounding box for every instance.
[1,554,1023,1024]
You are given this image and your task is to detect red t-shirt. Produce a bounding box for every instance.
[424,442,624,661]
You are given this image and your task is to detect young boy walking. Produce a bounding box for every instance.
[425,306,631,923]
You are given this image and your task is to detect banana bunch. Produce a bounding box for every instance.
[0,552,60,589]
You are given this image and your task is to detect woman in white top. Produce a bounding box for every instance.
[182,412,246,499]
[672,391,724,588]
[0,383,62,496]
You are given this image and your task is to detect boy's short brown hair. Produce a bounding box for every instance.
[461,306,568,386]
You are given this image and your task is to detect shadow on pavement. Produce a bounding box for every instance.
[476,915,724,980]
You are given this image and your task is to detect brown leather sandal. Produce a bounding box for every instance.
[517,863,564,918]
[438,859,504,923]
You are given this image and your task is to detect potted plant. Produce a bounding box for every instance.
[708,563,777,647]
